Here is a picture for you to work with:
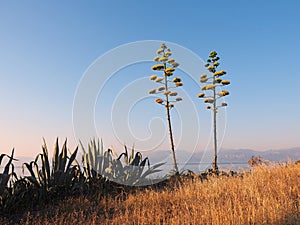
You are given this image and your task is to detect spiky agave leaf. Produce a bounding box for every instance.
[0,149,17,195]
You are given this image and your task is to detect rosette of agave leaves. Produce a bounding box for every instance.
[148,43,183,108]
[198,51,230,111]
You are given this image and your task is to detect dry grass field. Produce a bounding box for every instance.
[2,163,299,225]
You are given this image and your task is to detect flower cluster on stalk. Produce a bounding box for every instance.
[198,51,230,111]
[148,43,183,108]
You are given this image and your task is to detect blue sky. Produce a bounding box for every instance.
[1,1,300,157]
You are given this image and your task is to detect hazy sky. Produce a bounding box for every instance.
[1,1,300,158]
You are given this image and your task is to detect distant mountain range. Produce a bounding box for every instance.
[147,147,300,165]
[217,147,300,163]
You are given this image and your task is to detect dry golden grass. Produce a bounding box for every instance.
[2,163,300,225]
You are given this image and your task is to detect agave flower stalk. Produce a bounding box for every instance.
[198,51,230,172]
[148,43,183,174]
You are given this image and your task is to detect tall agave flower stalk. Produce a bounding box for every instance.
[198,51,230,172]
[148,43,183,174]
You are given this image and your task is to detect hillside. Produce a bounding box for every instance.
[1,163,299,225]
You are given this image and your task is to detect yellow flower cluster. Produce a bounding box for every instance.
[149,44,184,108]
[209,51,217,58]
[205,84,216,90]
[173,77,181,83]
[155,77,163,82]
[198,93,205,98]
[156,48,163,54]
[213,62,219,67]
[199,51,230,110]
[165,71,173,76]
[204,98,214,103]
[152,64,164,70]
[221,80,230,85]
[171,62,179,68]
[215,78,222,83]
[218,90,230,96]
[165,67,175,72]
[153,56,160,62]
[156,98,163,104]
[158,86,165,91]
[164,90,171,95]
[214,70,226,76]
[160,43,167,49]
[150,74,157,80]
[200,77,208,83]
[165,51,172,56]
[148,88,156,94]
[159,56,168,62]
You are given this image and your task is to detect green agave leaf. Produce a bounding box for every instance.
[42,144,51,187]
[59,139,68,172]
[140,169,163,180]
[110,147,119,160]
[88,146,94,168]
[0,153,10,166]
[99,139,103,158]
[138,162,165,181]
[136,157,149,178]
[84,154,92,178]
[102,149,112,172]
[40,154,48,187]
[149,162,166,171]
[117,152,127,161]
[22,162,36,178]
[129,146,135,164]
[66,147,78,173]
[123,145,129,165]
[131,152,142,166]
[68,148,80,169]
[53,138,60,172]
[3,149,15,175]
[92,139,98,165]
[79,140,86,154]
[33,161,41,185]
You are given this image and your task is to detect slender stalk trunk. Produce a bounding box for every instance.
[213,83,218,172]
[166,101,178,174]
[164,62,178,174]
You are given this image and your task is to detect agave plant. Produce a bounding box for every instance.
[80,139,108,180]
[22,138,83,193]
[81,139,164,186]
[0,149,20,215]
[110,145,165,186]
[0,149,18,195]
